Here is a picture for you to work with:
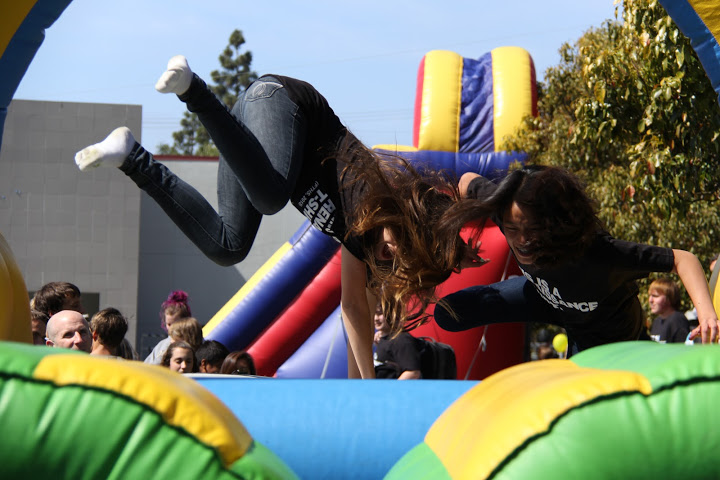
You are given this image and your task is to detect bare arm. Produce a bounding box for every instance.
[673,249,719,343]
[341,246,376,379]
[397,370,422,380]
[459,172,481,198]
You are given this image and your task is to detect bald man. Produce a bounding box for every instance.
[45,310,92,353]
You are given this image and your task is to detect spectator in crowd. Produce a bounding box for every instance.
[648,277,690,343]
[89,308,128,357]
[30,309,49,346]
[32,281,84,317]
[373,304,424,379]
[161,341,195,373]
[533,327,561,360]
[220,351,256,376]
[195,340,229,374]
[45,310,92,353]
[116,339,140,360]
[145,290,192,364]
[168,317,203,352]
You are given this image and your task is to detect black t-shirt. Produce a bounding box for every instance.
[518,234,674,349]
[650,311,690,343]
[467,175,675,349]
[375,333,425,373]
[268,75,366,260]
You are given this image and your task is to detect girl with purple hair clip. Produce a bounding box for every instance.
[144,290,192,364]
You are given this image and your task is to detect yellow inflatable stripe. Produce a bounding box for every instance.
[204,241,292,335]
[491,47,534,151]
[689,0,720,45]
[0,0,38,58]
[426,360,652,479]
[416,50,463,152]
[0,232,32,343]
[372,144,419,152]
[33,355,252,465]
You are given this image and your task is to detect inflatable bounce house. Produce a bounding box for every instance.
[4,1,720,479]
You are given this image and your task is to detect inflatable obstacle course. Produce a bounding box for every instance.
[0,342,298,479]
[4,2,720,479]
[387,341,720,479]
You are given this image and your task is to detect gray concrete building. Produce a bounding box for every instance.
[0,99,305,355]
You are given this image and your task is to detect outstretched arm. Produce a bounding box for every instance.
[457,173,491,270]
[673,249,719,343]
[341,247,376,379]
[398,370,422,380]
[459,172,482,198]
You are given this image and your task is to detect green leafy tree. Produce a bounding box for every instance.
[505,0,720,313]
[157,29,258,156]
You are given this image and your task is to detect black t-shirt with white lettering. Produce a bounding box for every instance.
[467,175,675,350]
[270,75,366,260]
[517,234,674,349]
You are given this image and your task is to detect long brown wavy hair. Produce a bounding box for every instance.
[339,139,474,334]
[442,165,602,268]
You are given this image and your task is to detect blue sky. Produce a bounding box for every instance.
[14,0,619,151]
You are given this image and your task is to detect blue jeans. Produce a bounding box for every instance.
[435,276,556,330]
[434,276,646,353]
[121,75,306,266]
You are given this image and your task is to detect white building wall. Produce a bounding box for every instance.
[0,99,142,342]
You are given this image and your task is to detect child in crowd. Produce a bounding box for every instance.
[195,340,230,374]
[648,277,690,343]
[144,290,192,364]
[89,307,128,356]
[161,341,195,373]
[220,351,256,376]
[168,317,203,352]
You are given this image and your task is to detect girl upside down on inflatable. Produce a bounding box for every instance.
[75,55,484,379]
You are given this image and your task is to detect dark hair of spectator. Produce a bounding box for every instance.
[31,282,81,317]
[196,340,230,367]
[30,309,49,324]
[220,351,256,375]
[90,307,128,349]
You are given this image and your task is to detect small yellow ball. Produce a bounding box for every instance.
[552,333,568,353]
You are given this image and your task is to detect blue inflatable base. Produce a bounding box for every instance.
[194,377,477,480]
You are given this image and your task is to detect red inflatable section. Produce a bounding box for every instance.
[411,219,525,380]
[248,249,342,376]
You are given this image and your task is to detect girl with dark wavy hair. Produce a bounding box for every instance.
[429,165,718,353]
